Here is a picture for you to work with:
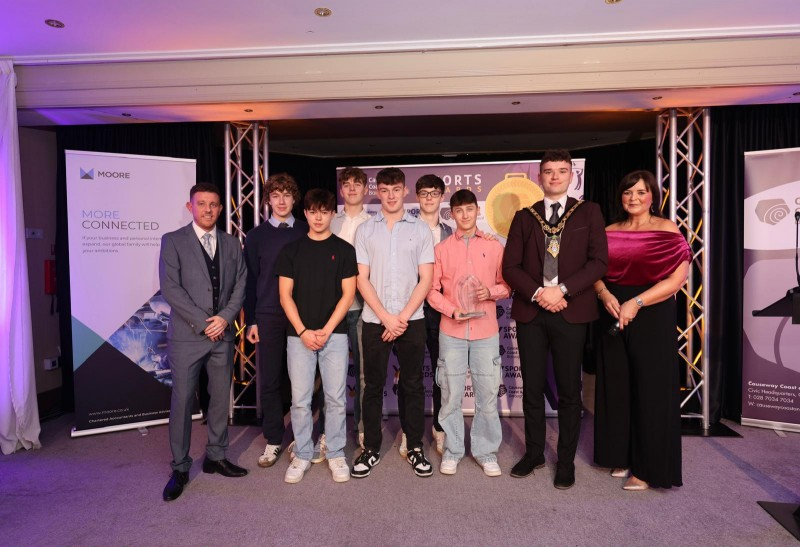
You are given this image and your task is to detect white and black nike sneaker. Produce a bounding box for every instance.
[407,447,433,478]
[352,449,381,478]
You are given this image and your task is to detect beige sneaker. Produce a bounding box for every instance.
[398,432,408,457]
[480,460,502,477]
[284,458,311,484]
[328,457,351,483]
[432,426,445,456]
[311,434,327,464]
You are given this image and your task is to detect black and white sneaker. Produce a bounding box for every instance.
[352,449,380,478]
[407,447,433,477]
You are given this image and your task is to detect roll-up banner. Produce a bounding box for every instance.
[66,151,197,437]
[337,159,586,416]
[742,148,800,432]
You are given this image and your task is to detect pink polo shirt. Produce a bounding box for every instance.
[427,229,510,341]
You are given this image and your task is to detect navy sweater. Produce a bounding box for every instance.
[243,219,308,324]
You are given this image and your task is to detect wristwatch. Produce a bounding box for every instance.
[634,296,644,307]
[558,283,568,296]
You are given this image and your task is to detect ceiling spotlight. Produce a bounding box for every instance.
[652,96,663,100]
[511,101,521,105]
[314,7,332,17]
[121,113,132,117]
[604,0,622,4]
[244,108,253,113]
[374,105,384,110]
[45,19,65,28]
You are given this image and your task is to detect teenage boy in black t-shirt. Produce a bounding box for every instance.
[276,189,358,484]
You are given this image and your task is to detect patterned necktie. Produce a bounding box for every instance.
[278,222,289,229]
[202,232,213,257]
[543,203,561,282]
[548,202,561,225]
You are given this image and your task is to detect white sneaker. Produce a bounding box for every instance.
[398,432,408,457]
[328,457,351,483]
[257,443,282,468]
[440,459,458,475]
[432,426,445,456]
[481,460,502,477]
[311,434,327,464]
[284,458,311,483]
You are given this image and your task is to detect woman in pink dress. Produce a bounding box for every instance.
[592,170,691,491]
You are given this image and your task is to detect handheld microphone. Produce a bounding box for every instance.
[608,321,620,336]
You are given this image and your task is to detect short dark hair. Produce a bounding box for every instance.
[376,167,405,186]
[304,188,336,212]
[614,170,662,222]
[539,149,573,171]
[449,189,477,208]
[337,167,367,187]
[415,174,445,194]
[189,182,221,201]
[264,173,301,204]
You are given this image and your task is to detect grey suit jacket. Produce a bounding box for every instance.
[159,223,247,343]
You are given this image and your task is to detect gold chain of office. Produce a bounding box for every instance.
[527,200,583,259]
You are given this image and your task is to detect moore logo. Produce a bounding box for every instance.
[754,199,790,225]
[498,384,508,397]
[440,208,453,221]
[81,167,131,180]
[496,305,505,319]
[499,345,506,357]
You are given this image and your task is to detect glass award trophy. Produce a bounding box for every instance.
[455,274,486,319]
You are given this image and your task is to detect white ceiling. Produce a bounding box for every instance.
[3,0,800,61]
[3,0,800,156]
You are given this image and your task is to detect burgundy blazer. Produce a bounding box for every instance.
[502,198,608,324]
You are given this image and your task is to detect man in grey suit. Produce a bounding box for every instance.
[159,182,248,501]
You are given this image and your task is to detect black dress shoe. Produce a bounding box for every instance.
[554,465,575,490]
[202,457,248,477]
[163,471,189,501]
[510,454,546,478]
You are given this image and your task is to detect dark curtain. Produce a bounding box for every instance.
[55,122,223,410]
[709,104,800,422]
[579,139,657,224]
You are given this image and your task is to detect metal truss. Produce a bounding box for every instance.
[224,121,269,420]
[656,108,711,430]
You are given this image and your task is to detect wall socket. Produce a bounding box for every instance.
[43,358,59,370]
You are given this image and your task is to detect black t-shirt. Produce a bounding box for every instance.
[275,234,358,336]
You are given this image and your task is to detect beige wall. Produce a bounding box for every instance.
[19,127,61,394]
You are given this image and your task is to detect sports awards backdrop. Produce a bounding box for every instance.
[742,148,800,432]
[337,160,586,416]
[66,151,196,436]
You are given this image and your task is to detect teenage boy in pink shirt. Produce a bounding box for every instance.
[427,189,510,476]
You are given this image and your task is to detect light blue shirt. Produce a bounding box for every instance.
[268,214,296,228]
[354,210,434,324]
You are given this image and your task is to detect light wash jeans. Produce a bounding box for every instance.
[287,334,348,460]
[436,333,502,463]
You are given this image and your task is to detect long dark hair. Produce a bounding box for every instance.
[613,170,662,223]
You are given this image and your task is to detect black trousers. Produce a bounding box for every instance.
[256,313,289,443]
[397,306,443,432]
[516,312,587,471]
[362,319,426,453]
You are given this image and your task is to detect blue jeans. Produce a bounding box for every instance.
[313,309,363,436]
[436,333,502,463]
[287,334,348,460]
